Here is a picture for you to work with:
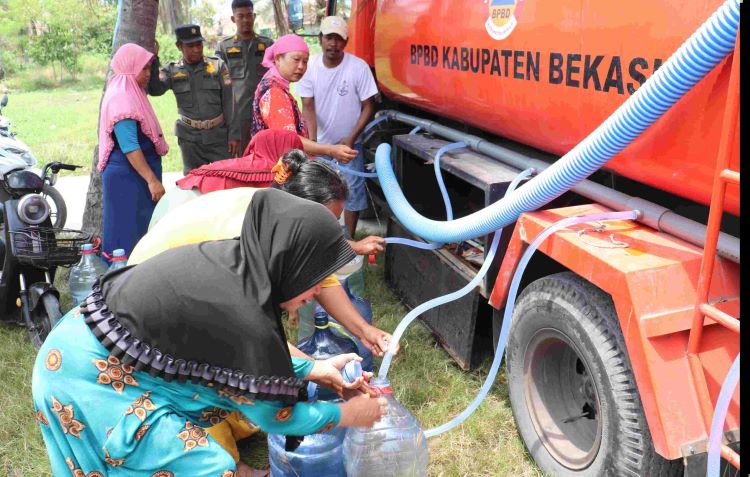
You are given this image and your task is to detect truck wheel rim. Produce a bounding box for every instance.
[523,328,602,470]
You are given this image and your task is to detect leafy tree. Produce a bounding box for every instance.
[2,0,116,81]
[28,22,80,81]
[190,0,217,31]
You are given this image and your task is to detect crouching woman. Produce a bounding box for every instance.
[31,188,386,476]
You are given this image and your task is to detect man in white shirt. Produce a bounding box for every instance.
[297,16,379,238]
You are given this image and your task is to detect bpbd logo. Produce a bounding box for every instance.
[485,0,525,40]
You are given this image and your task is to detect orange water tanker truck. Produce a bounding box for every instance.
[332,0,741,475]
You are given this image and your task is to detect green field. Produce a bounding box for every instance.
[2,87,185,175]
[0,254,540,476]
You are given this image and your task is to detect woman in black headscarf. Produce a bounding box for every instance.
[31,188,387,476]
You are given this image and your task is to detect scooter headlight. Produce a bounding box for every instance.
[17,193,50,225]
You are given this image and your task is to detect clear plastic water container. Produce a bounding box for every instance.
[343,254,365,299]
[298,307,359,401]
[296,300,317,342]
[268,424,347,477]
[267,361,363,477]
[68,244,109,305]
[343,377,429,477]
[107,248,128,272]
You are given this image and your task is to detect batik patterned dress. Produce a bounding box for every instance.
[32,309,340,476]
[250,76,308,138]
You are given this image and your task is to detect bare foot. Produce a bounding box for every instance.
[236,461,269,477]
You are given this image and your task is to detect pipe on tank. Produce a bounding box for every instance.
[377,110,739,263]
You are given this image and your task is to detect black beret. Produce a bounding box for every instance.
[174,24,205,44]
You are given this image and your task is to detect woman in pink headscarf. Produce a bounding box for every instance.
[98,43,169,259]
[251,34,357,163]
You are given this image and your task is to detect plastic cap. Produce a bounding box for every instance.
[341,360,362,383]
[112,249,126,257]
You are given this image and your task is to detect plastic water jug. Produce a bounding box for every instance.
[267,361,363,477]
[68,244,109,305]
[297,300,317,341]
[107,249,128,272]
[268,424,347,477]
[298,297,374,372]
[343,377,429,477]
[343,255,366,298]
[297,306,359,401]
[342,279,373,328]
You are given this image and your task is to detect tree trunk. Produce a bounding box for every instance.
[272,0,290,36]
[158,0,188,34]
[81,0,159,239]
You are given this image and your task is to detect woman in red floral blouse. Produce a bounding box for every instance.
[251,34,357,163]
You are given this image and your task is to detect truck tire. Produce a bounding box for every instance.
[505,272,682,476]
[42,184,67,229]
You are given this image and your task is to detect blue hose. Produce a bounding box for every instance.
[361,115,389,138]
[422,210,639,437]
[384,237,441,250]
[377,169,536,379]
[374,0,739,244]
[384,143,466,250]
[316,157,379,178]
[433,142,466,221]
[707,354,740,476]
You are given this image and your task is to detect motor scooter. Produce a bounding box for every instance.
[0,93,69,228]
[0,158,90,348]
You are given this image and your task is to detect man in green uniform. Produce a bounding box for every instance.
[149,24,240,174]
[216,0,275,153]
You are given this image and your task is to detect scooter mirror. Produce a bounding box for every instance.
[0,94,7,108]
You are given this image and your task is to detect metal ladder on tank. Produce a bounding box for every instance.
[685,33,740,472]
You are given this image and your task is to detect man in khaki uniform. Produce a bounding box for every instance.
[215,0,274,153]
[149,24,240,174]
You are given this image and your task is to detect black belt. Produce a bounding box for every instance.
[80,287,306,406]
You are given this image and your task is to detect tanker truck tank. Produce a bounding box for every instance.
[358,0,739,215]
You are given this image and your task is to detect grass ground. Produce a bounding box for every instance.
[0,254,541,476]
[2,88,184,175]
